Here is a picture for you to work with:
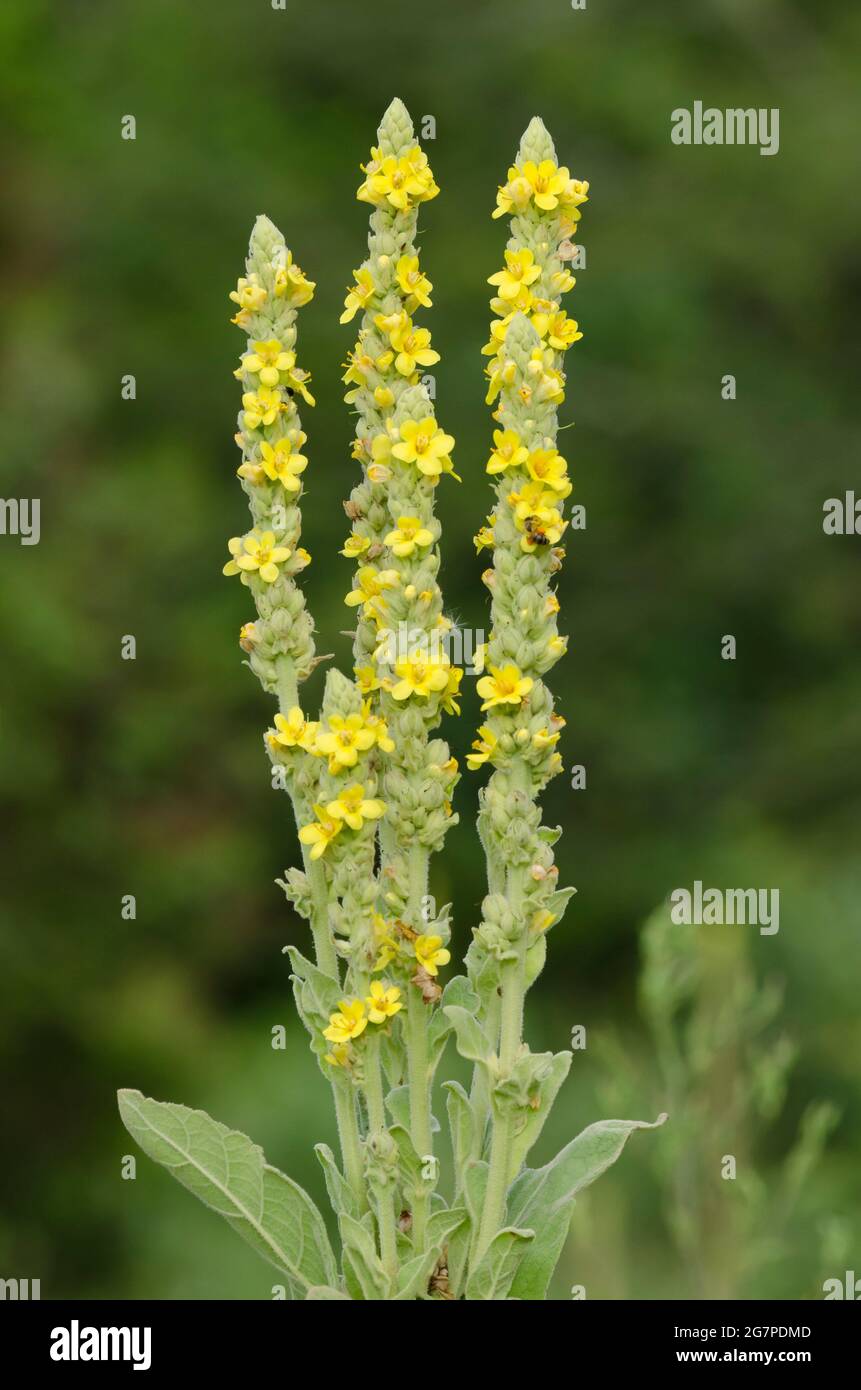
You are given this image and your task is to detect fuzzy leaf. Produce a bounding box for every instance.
[306,1285,351,1300]
[443,1004,494,1067]
[524,932,547,989]
[465,1227,534,1301]
[385,1085,412,1130]
[314,1143,357,1220]
[117,1089,337,1295]
[429,975,480,1072]
[426,1206,469,1251]
[338,1213,390,1300]
[394,1244,441,1300]
[506,1050,572,1177]
[443,1080,476,1189]
[507,1115,667,1300]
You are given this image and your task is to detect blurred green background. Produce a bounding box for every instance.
[1,0,858,1299]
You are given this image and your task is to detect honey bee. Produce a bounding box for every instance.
[524,515,551,546]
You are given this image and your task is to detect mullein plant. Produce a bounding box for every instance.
[118,100,662,1302]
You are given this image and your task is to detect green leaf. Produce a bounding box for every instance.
[524,932,547,989]
[394,1245,441,1300]
[385,1085,412,1130]
[426,1206,468,1251]
[428,976,480,1073]
[338,1213,390,1300]
[507,1114,667,1300]
[117,1089,337,1295]
[314,1143,357,1220]
[443,1004,494,1067]
[443,1081,476,1192]
[306,1285,351,1300]
[465,1227,534,1301]
[506,1050,572,1177]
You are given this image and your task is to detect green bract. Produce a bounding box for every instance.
[118,99,662,1301]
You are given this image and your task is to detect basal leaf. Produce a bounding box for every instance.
[394,1244,442,1300]
[338,1213,390,1301]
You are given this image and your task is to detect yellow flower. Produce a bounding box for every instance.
[323,999,367,1043]
[531,909,557,934]
[242,387,284,430]
[508,479,563,524]
[340,267,376,324]
[372,914,401,972]
[474,523,495,553]
[365,980,403,1024]
[525,447,570,494]
[414,934,451,977]
[487,428,529,475]
[363,703,395,753]
[477,663,533,710]
[325,783,386,831]
[269,706,319,752]
[392,417,456,479]
[492,165,535,219]
[532,726,561,750]
[466,724,497,770]
[355,665,382,697]
[442,666,464,715]
[391,653,450,701]
[531,308,583,352]
[223,530,291,583]
[384,515,434,557]
[298,805,343,860]
[324,1043,353,1069]
[487,248,541,302]
[241,339,295,387]
[274,250,315,305]
[357,146,439,210]
[340,532,370,559]
[315,714,375,773]
[258,435,308,490]
[388,317,439,377]
[229,274,267,312]
[344,565,399,617]
[523,159,570,211]
[396,255,433,308]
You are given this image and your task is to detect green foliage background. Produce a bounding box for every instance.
[0,0,858,1299]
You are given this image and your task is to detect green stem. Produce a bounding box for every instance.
[468,987,501,1166]
[275,656,339,979]
[333,1083,367,1213]
[474,944,525,1259]
[405,845,432,1248]
[364,1034,399,1284]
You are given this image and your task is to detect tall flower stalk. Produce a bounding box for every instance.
[465,118,590,1258]
[339,98,461,1247]
[117,103,662,1302]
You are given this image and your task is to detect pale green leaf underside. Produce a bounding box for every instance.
[118,1089,337,1294]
